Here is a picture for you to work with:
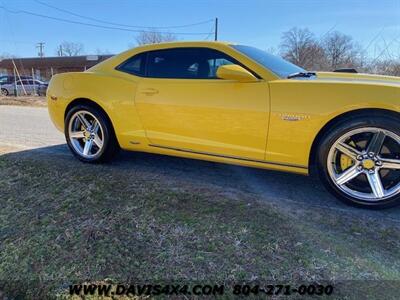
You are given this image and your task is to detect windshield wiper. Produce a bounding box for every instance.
[287,72,316,79]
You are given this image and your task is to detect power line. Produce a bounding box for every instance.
[380,36,393,60]
[370,33,400,64]
[34,0,214,30]
[363,27,385,53]
[203,25,215,41]
[0,5,212,35]
[320,23,338,39]
[0,39,35,44]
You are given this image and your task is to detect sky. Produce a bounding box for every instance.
[0,0,399,59]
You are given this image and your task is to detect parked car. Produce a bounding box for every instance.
[0,75,33,85]
[1,79,48,96]
[47,41,400,209]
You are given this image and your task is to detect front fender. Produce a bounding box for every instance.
[266,80,400,168]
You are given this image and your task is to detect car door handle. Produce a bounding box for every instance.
[140,88,159,95]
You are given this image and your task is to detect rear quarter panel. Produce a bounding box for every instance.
[47,71,145,149]
[267,80,400,167]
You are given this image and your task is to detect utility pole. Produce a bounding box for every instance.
[36,42,45,58]
[214,17,218,41]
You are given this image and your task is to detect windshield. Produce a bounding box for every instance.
[231,45,306,78]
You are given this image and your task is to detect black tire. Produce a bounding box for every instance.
[316,114,400,209]
[1,88,9,96]
[65,104,119,163]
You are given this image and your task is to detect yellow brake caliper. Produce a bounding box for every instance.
[340,140,357,170]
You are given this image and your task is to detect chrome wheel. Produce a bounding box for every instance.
[327,127,400,202]
[68,110,104,159]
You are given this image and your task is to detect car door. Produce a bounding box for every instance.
[15,81,24,95]
[17,80,33,95]
[25,80,35,94]
[134,47,270,160]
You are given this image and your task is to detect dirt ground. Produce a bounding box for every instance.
[0,96,47,107]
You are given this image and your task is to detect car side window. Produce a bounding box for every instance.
[208,58,236,78]
[116,52,146,77]
[146,48,238,79]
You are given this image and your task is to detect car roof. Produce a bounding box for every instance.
[132,41,233,52]
[87,40,279,81]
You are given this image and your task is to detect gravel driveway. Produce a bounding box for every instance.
[1,105,400,222]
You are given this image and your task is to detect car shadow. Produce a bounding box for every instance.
[2,144,400,222]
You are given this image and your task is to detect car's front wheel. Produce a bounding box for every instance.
[317,115,400,209]
[65,104,118,163]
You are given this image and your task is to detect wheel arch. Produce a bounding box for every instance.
[65,97,119,145]
[66,98,104,117]
[308,108,400,175]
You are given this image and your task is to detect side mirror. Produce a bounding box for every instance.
[216,64,258,82]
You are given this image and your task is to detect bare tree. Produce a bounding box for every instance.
[386,61,400,76]
[135,31,177,46]
[0,53,15,60]
[278,28,398,75]
[280,27,325,70]
[96,48,112,55]
[322,31,362,70]
[370,59,400,76]
[57,41,84,56]
[265,46,277,55]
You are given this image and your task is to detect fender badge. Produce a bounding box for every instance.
[279,113,310,121]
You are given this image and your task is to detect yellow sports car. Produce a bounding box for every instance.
[47,41,400,209]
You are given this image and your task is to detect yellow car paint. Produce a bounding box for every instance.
[47,41,400,175]
[216,64,258,82]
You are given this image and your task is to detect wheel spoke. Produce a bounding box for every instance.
[380,158,400,170]
[69,131,85,139]
[83,140,93,156]
[93,135,103,148]
[77,113,91,129]
[92,120,100,134]
[367,131,386,154]
[335,165,361,185]
[367,172,385,198]
[335,142,360,160]
[328,127,400,201]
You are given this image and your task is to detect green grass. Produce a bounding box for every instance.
[0,153,400,299]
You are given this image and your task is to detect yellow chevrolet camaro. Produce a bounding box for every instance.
[47,41,400,209]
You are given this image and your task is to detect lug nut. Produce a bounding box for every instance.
[368,152,375,158]
[356,155,363,161]
[376,161,382,166]
[357,165,363,171]
[368,169,375,174]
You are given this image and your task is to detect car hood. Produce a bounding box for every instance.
[314,72,400,88]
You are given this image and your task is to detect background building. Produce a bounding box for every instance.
[0,55,113,81]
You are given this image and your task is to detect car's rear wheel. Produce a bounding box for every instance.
[1,88,9,96]
[317,115,400,209]
[65,104,118,163]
